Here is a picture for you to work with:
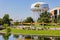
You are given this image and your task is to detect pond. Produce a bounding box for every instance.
[0,34,60,40]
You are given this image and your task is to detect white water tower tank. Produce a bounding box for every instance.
[31,2,49,13]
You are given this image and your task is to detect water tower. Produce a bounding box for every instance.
[31,2,49,26]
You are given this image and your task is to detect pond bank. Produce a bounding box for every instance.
[0,28,60,37]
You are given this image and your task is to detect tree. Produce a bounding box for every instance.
[9,18,13,21]
[14,20,19,26]
[58,14,60,23]
[38,11,51,23]
[3,14,10,25]
[24,17,34,23]
[0,18,4,25]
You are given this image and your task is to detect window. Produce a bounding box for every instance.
[54,10,57,15]
[54,10,57,19]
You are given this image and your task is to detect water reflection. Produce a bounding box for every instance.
[13,35,19,39]
[9,34,18,40]
[2,27,11,40]
[2,33,11,40]
[0,35,4,40]
[0,34,60,40]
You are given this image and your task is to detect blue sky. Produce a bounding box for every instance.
[0,0,60,21]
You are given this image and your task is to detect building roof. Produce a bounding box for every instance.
[50,6,60,12]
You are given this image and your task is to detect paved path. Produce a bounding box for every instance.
[49,28,60,30]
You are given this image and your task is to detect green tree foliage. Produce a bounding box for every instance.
[24,17,34,23]
[4,24,11,33]
[3,14,10,25]
[0,18,4,25]
[14,20,19,26]
[9,18,13,21]
[4,24,8,29]
[38,11,51,23]
[54,15,58,23]
[58,14,60,23]
[0,14,13,25]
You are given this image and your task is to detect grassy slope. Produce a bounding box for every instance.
[11,28,60,36]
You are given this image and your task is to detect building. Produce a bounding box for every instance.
[50,6,60,15]
[50,6,60,22]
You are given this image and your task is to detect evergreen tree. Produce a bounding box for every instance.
[38,11,51,23]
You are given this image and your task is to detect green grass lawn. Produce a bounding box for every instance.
[10,28,60,36]
[45,25,60,28]
[0,25,60,36]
